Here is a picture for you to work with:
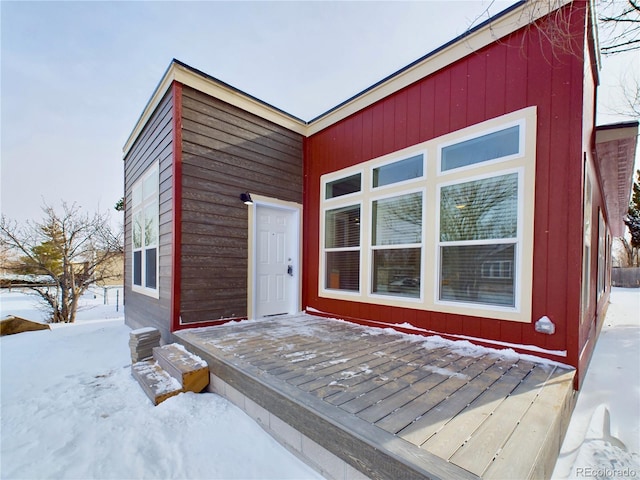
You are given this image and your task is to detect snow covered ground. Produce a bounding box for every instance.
[552,288,640,479]
[1,287,638,479]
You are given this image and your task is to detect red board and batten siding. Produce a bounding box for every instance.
[303,3,591,372]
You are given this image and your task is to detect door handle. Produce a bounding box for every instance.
[287,265,293,276]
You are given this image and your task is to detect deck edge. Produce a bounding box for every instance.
[176,330,480,480]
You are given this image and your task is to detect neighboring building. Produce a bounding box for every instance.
[92,252,125,287]
[122,0,638,388]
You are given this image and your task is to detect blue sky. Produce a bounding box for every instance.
[1,1,636,229]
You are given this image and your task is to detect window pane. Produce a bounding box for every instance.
[133,212,143,249]
[440,173,517,242]
[373,193,422,245]
[142,169,158,199]
[145,248,157,289]
[442,125,519,171]
[325,205,360,248]
[326,174,361,199]
[373,248,420,298]
[144,202,158,247]
[440,244,515,307]
[326,251,359,291]
[132,185,142,208]
[133,251,142,286]
[373,155,423,187]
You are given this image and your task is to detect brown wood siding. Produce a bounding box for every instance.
[123,89,174,341]
[179,86,303,324]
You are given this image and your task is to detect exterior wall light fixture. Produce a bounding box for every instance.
[240,192,253,205]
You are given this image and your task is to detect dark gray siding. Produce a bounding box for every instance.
[180,86,303,324]
[124,89,174,341]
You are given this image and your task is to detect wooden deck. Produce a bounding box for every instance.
[175,314,576,480]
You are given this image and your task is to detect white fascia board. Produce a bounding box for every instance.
[172,64,308,136]
[123,63,308,157]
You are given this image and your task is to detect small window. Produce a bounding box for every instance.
[373,155,423,188]
[441,125,520,171]
[326,174,361,199]
[324,205,360,291]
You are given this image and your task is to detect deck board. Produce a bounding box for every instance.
[391,358,509,443]
[175,314,575,480]
[374,355,500,434]
[421,360,535,460]
[448,363,555,475]
[325,347,439,406]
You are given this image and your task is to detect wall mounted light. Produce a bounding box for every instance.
[240,192,253,205]
[535,315,556,335]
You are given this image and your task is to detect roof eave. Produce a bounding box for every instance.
[594,121,640,237]
[122,60,309,157]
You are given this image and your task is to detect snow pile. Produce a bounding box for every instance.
[0,289,321,480]
[1,287,638,479]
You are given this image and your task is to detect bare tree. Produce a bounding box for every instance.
[0,202,123,323]
[599,0,640,55]
[598,1,640,118]
[470,1,639,117]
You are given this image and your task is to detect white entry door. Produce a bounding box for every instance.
[255,205,298,318]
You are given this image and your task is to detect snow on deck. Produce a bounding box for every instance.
[178,313,576,479]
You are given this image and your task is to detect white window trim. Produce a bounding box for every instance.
[131,162,159,299]
[318,106,536,323]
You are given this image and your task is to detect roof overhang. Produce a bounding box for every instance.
[594,121,639,237]
[123,0,574,156]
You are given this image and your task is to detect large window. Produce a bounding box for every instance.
[372,192,422,298]
[132,164,159,296]
[581,165,592,320]
[319,107,536,322]
[438,173,519,307]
